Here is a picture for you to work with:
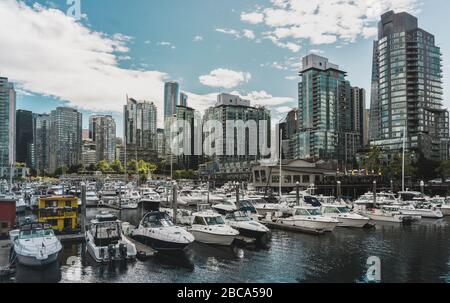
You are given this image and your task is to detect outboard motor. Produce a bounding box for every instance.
[99,248,105,261]
[108,244,116,260]
[119,244,127,260]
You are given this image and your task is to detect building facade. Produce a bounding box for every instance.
[49,107,82,173]
[297,54,362,164]
[33,114,51,176]
[369,11,449,161]
[0,77,16,178]
[164,81,180,119]
[16,110,34,168]
[124,97,158,162]
[89,115,116,162]
[203,93,271,174]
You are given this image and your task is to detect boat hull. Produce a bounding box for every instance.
[191,230,236,246]
[441,206,450,216]
[133,235,191,251]
[277,218,338,232]
[337,217,370,228]
[16,251,59,267]
[365,213,403,223]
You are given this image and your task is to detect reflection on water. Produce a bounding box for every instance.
[6,208,450,283]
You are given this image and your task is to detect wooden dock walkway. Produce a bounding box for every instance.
[0,240,12,277]
[124,236,157,259]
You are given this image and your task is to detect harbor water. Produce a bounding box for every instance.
[3,208,450,283]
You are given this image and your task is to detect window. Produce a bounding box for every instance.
[284,175,292,184]
[302,175,310,183]
[193,216,205,225]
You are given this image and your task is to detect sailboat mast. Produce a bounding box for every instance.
[279,128,282,198]
[402,126,406,192]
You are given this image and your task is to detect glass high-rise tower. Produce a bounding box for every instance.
[0,76,16,178]
[369,11,449,161]
[164,81,180,120]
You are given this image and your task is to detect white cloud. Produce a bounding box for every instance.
[239,0,420,51]
[0,0,175,127]
[242,29,256,40]
[241,12,264,24]
[232,90,294,107]
[199,69,251,89]
[157,41,176,49]
[0,0,298,129]
[285,76,298,81]
[193,35,204,42]
[215,28,256,40]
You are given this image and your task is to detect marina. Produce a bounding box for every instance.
[0,179,449,283]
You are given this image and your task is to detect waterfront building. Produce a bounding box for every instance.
[38,196,79,232]
[252,159,335,193]
[156,128,165,160]
[115,138,126,165]
[203,93,271,174]
[0,77,16,178]
[89,115,116,162]
[297,54,361,164]
[49,107,83,174]
[369,11,449,161]
[33,114,51,176]
[175,105,200,170]
[16,109,34,168]
[124,97,158,162]
[82,139,97,167]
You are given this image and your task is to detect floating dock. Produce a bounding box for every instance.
[57,233,85,243]
[0,239,13,277]
[124,236,157,259]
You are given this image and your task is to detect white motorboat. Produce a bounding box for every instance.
[131,211,194,251]
[321,204,370,228]
[11,220,62,267]
[85,213,137,262]
[189,211,239,246]
[273,206,339,232]
[161,207,194,225]
[212,200,237,215]
[395,203,443,219]
[86,191,99,207]
[16,197,28,213]
[120,198,138,209]
[224,211,270,241]
[356,205,419,223]
[125,190,142,203]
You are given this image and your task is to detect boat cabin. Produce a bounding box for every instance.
[192,212,226,226]
[140,212,174,228]
[89,214,122,247]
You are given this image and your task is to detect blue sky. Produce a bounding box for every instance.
[2,0,450,137]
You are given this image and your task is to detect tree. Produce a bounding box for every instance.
[436,160,450,178]
[97,160,111,173]
[110,160,124,174]
[365,147,383,174]
[54,165,68,176]
[387,153,416,179]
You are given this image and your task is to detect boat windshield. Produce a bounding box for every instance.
[337,207,350,213]
[205,216,225,225]
[20,228,55,239]
[306,208,322,216]
[226,211,251,221]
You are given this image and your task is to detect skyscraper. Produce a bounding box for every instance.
[33,114,50,176]
[0,77,16,177]
[49,107,82,173]
[89,115,116,162]
[369,11,449,161]
[297,54,361,162]
[351,88,366,147]
[203,93,271,173]
[164,81,180,120]
[175,105,200,170]
[124,97,158,162]
[180,92,188,107]
[16,110,33,167]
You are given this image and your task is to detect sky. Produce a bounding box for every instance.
[1,0,450,138]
